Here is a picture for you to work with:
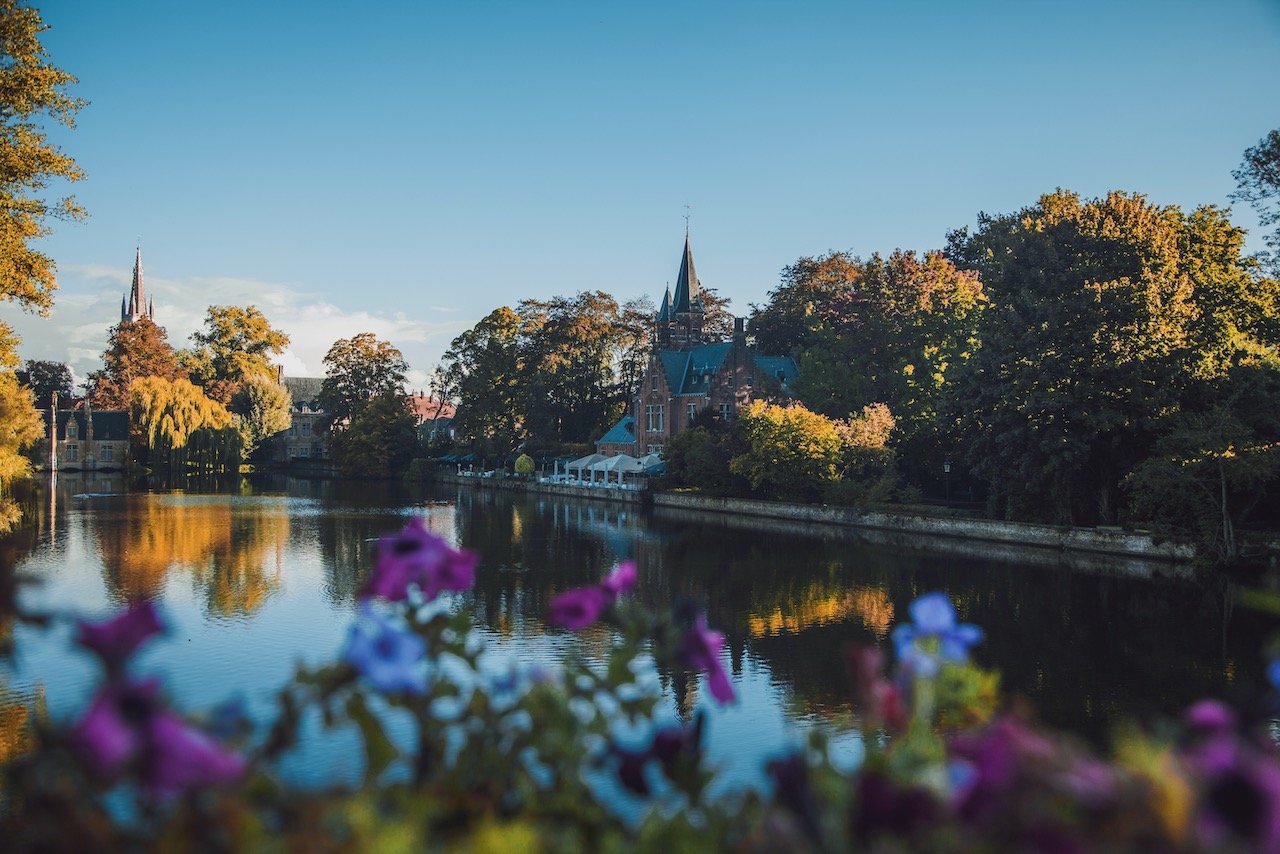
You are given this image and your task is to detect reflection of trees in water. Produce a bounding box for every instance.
[95,497,288,617]
[0,683,43,766]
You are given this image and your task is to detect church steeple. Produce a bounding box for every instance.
[672,234,700,314]
[121,246,153,323]
[656,286,671,323]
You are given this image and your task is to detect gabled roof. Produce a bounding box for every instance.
[658,342,733,396]
[408,394,456,423]
[671,234,701,314]
[597,415,637,445]
[282,376,323,405]
[41,410,131,442]
[753,354,799,390]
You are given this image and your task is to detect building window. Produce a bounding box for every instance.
[289,424,297,436]
[299,445,310,458]
[645,404,665,433]
[67,423,77,439]
[727,375,735,387]
[651,373,658,391]
[719,403,732,421]
[302,421,311,436]
[66,444,78,462]
[648,444,663,455]
[101,446,113,461]
[687,403,697,425]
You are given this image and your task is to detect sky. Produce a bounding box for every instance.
[8,0,1280,390]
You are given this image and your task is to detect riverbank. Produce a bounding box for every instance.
[439,472,1197,572]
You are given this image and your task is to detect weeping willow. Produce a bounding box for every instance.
[129,377,241,472]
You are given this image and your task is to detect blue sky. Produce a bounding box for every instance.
[10,0,1280,388]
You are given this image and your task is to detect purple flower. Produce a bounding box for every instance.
[365,518,478,602]
[548,585,609,630]
[890,591,982,677]
[680,613,735,704]
[1186,699,1236,736]
[600,561,637,598]
[76,601,165,672]
[768,752,822,842]
[344,605,427,695]
[71,677,247,794]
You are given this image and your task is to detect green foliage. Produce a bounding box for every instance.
[514,453,534,476]
[1232,128,1280,274]
[946,189,1278,526]
[440,292,654,451]
[228,375,292,460]
[661,423,744,495]
[87,317,183,410]
[327,392,417,479]
[318,332,408,429]
[15,358,71,408]
[182,305,290,405]
[0,363,40,532]
[0,0,84,317]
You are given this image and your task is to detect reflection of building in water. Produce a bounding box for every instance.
[95,497,288,615]
[747,584,895,639]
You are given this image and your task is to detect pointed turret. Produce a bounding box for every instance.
[130,247,146,320]
[672,234,700,314]
[656,286,671,323]
[120,295,127,322]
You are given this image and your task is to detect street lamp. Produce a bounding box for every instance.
[943,460,952,504]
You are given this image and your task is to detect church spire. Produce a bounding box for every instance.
[656,285,671,322]
[121,246,152,323]
[672,233,700,314]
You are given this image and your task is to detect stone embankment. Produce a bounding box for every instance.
[440,473,1196,571]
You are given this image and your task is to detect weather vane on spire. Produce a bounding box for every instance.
[683,203,692,236]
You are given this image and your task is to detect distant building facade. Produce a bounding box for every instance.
[409,392,456,445]
[274,377,329,462]
[600,235,798,457]
[41,402,130,471]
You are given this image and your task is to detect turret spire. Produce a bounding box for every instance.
[671,233,700,314]
[120,246,152,323]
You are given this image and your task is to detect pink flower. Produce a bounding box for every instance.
[365,518,478,602]
[71,677,247,794]
[548,586,609,630]
[600,561,637,598]
[680,614,735,704]
[76,601,165,672]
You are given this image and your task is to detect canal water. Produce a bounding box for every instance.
[0,472,1269,793]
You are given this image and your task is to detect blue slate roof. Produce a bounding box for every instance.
[597,415,636,445]
[753,355,799,390]
[658,342,733,396]
[41,409,130,442]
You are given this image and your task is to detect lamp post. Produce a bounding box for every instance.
[943,460,952,504]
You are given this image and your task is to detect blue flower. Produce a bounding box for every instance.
[344,604,427,695]
[890,592,983,677]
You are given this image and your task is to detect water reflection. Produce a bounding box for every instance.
[0,475,1268,776]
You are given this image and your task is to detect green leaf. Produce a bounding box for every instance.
[347,693,398,782]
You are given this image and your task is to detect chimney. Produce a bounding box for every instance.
[733,316,746,344]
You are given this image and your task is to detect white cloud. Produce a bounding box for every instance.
[4,263,472,392]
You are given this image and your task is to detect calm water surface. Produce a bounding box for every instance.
[0,472,1268,792]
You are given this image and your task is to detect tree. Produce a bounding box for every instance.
[439,307,525,453]
[0,0,85,320]
[318,332,408,429]
[326,393,417,479]
[182,305,290,404]
[945,190,1278,525]
[1232,128,1280,274]
[88,317,184,409]
[16,358,71,408]
[1125,345,1280,563]
[229,375,292,459]
[0,349,41,532]
[129,376,238,471]
[730,400,846,502]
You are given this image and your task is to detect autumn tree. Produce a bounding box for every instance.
[945,189,1279,526]
[0,0,84,325]
[16,358,71,408]
[1232,128,1280,274]
[182,305,290,404]
[0,333,41,532]
[326,392,417,479]
[730,400,846,502]
[230,375,292,459]
[129,376,238,471]
[87,316,184,409]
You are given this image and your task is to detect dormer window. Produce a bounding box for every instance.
[66,422,77,440]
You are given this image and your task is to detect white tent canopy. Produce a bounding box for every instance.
[566,454,607,478]
[588,454,644,484]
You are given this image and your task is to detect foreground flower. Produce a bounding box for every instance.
[610,715,704,796]
[548,585,609,630]
[365,518,478,602]
[891,592,982,677]
[845,645,907,732]
[76,601,165,673]
[344,605,427,695]
[72,677,246,794]
[547,561,638,631]
[680,613,734,704]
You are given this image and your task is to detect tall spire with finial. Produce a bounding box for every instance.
[671,232,700,314]
[130,246,146,320]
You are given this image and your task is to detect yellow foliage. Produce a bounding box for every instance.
[129,376,232,451]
